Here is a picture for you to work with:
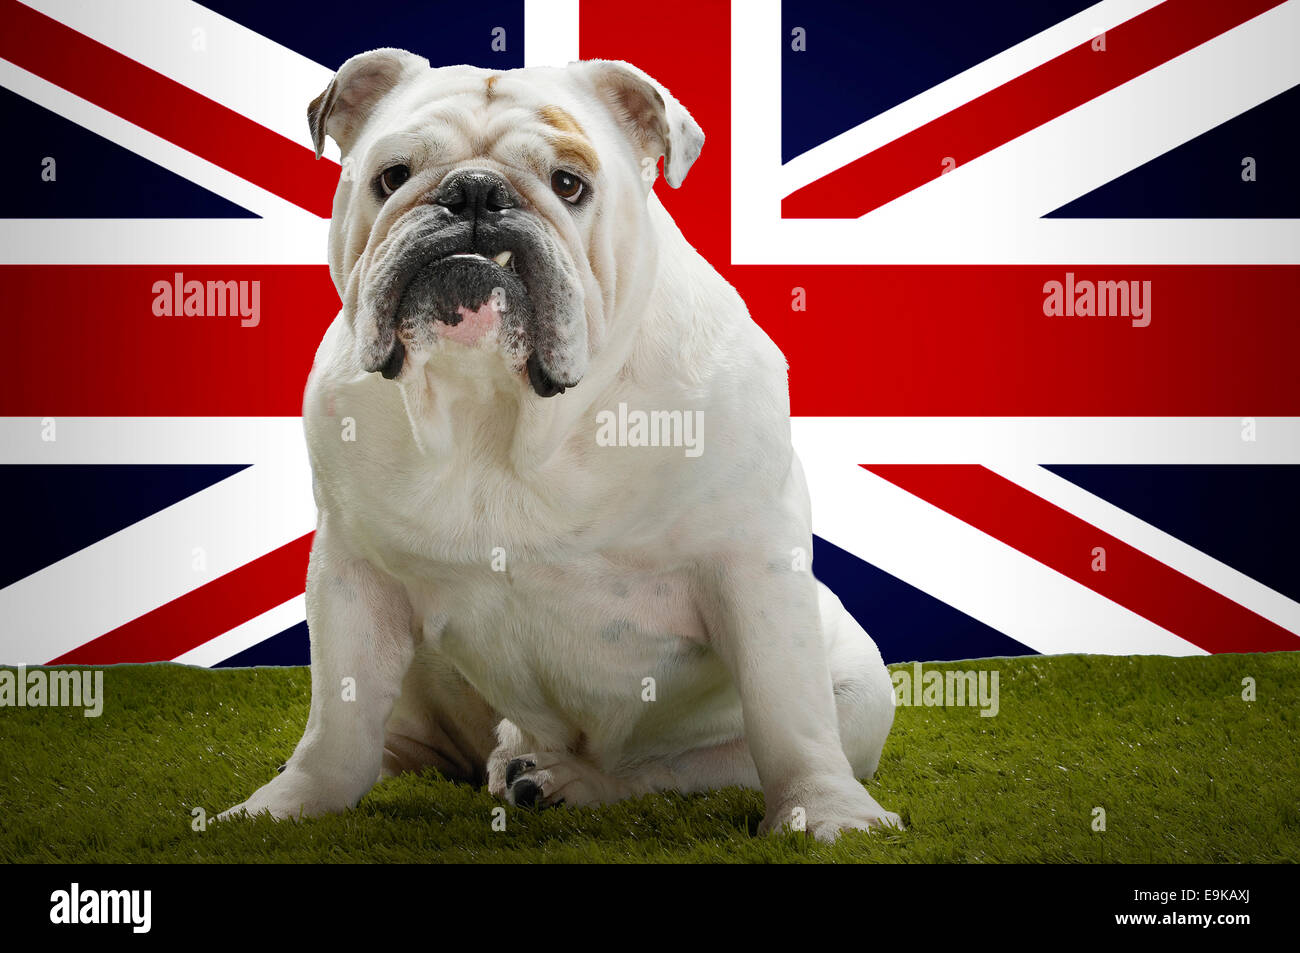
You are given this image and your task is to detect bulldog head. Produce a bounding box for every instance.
[309,51,704,399]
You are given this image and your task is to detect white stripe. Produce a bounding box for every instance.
[733,0,1300,264]
[0,218,329,265]
[525,0,580,67]
[172,594,307,667]
[988,463,1300,637]
[0,455,315,664]
[4,417,1296,467]
[799,455,1207,657]
[779,0,1165,193]
[0,418,308,465]
[790,418,1300,464]
[20,0,339,159]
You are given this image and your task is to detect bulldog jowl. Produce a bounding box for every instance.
[356,200,586,398]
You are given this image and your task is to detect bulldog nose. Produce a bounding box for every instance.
[433,168,515,219]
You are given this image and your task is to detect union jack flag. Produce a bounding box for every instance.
[1,0,1297,668]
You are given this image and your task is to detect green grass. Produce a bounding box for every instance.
[1,653,1297,863]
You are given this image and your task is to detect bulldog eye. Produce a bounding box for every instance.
[378,164,410,197]
[550,169,584,203]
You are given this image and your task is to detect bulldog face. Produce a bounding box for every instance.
[309,51,704,398]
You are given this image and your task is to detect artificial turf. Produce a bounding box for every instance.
[1,652,1296,863]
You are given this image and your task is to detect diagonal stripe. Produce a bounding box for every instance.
[798,456,1202,656]
[0,53,322,224]
[213,620,309,667]
[22,0,336,157]
[782,0,1287,219]
[864,464,1300,654]
[777,0,1165,196]
[0,463,248,590]
[1005,463,1300,622]
[0,0,337,217]
[49,533,313,664]
[812,535,1036,664]
[172,594,306,667]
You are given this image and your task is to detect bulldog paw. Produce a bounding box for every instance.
[760,778,904,843]
[487,750,630,809]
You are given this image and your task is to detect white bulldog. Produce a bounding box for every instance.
[220,50,901,841]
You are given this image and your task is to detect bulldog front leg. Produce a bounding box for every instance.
[219,521,415,820]
[701,557,901,842]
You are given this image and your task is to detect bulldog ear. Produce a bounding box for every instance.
[308,48,428,159]
[574,60,704,188]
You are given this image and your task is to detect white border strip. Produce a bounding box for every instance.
[0,218,329,265]
[0,418,307,465]
[791,417,1300,464]
[7,418,1298,466]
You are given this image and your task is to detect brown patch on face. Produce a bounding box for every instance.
[485,74,501,100]
[538,105,600,175]
[552,135,600,176]
[539,104,585,136]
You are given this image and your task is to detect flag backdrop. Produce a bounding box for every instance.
[1,0,1297,667]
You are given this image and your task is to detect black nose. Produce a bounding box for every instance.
[433,168,515,220]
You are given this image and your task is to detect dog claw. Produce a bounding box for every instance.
[505,757,535,788]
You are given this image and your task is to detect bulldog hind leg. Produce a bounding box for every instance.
[656,582,895,794]
[380,642,499,786]
[600,582,900,840]
[483,583,897,820]
[818,582,896,781]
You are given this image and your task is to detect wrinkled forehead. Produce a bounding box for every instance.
[364,65,602,178]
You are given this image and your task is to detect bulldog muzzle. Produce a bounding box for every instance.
[355,168,588,398]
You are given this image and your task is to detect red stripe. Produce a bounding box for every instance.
[738,263,1300,416]
[9,262,1294,416]
[783,0,1286,218]
[50,533,313,665]
[0,265,338,416]
[581,0,733,268]
[0,0,337,217]
[864,465,1299,654]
